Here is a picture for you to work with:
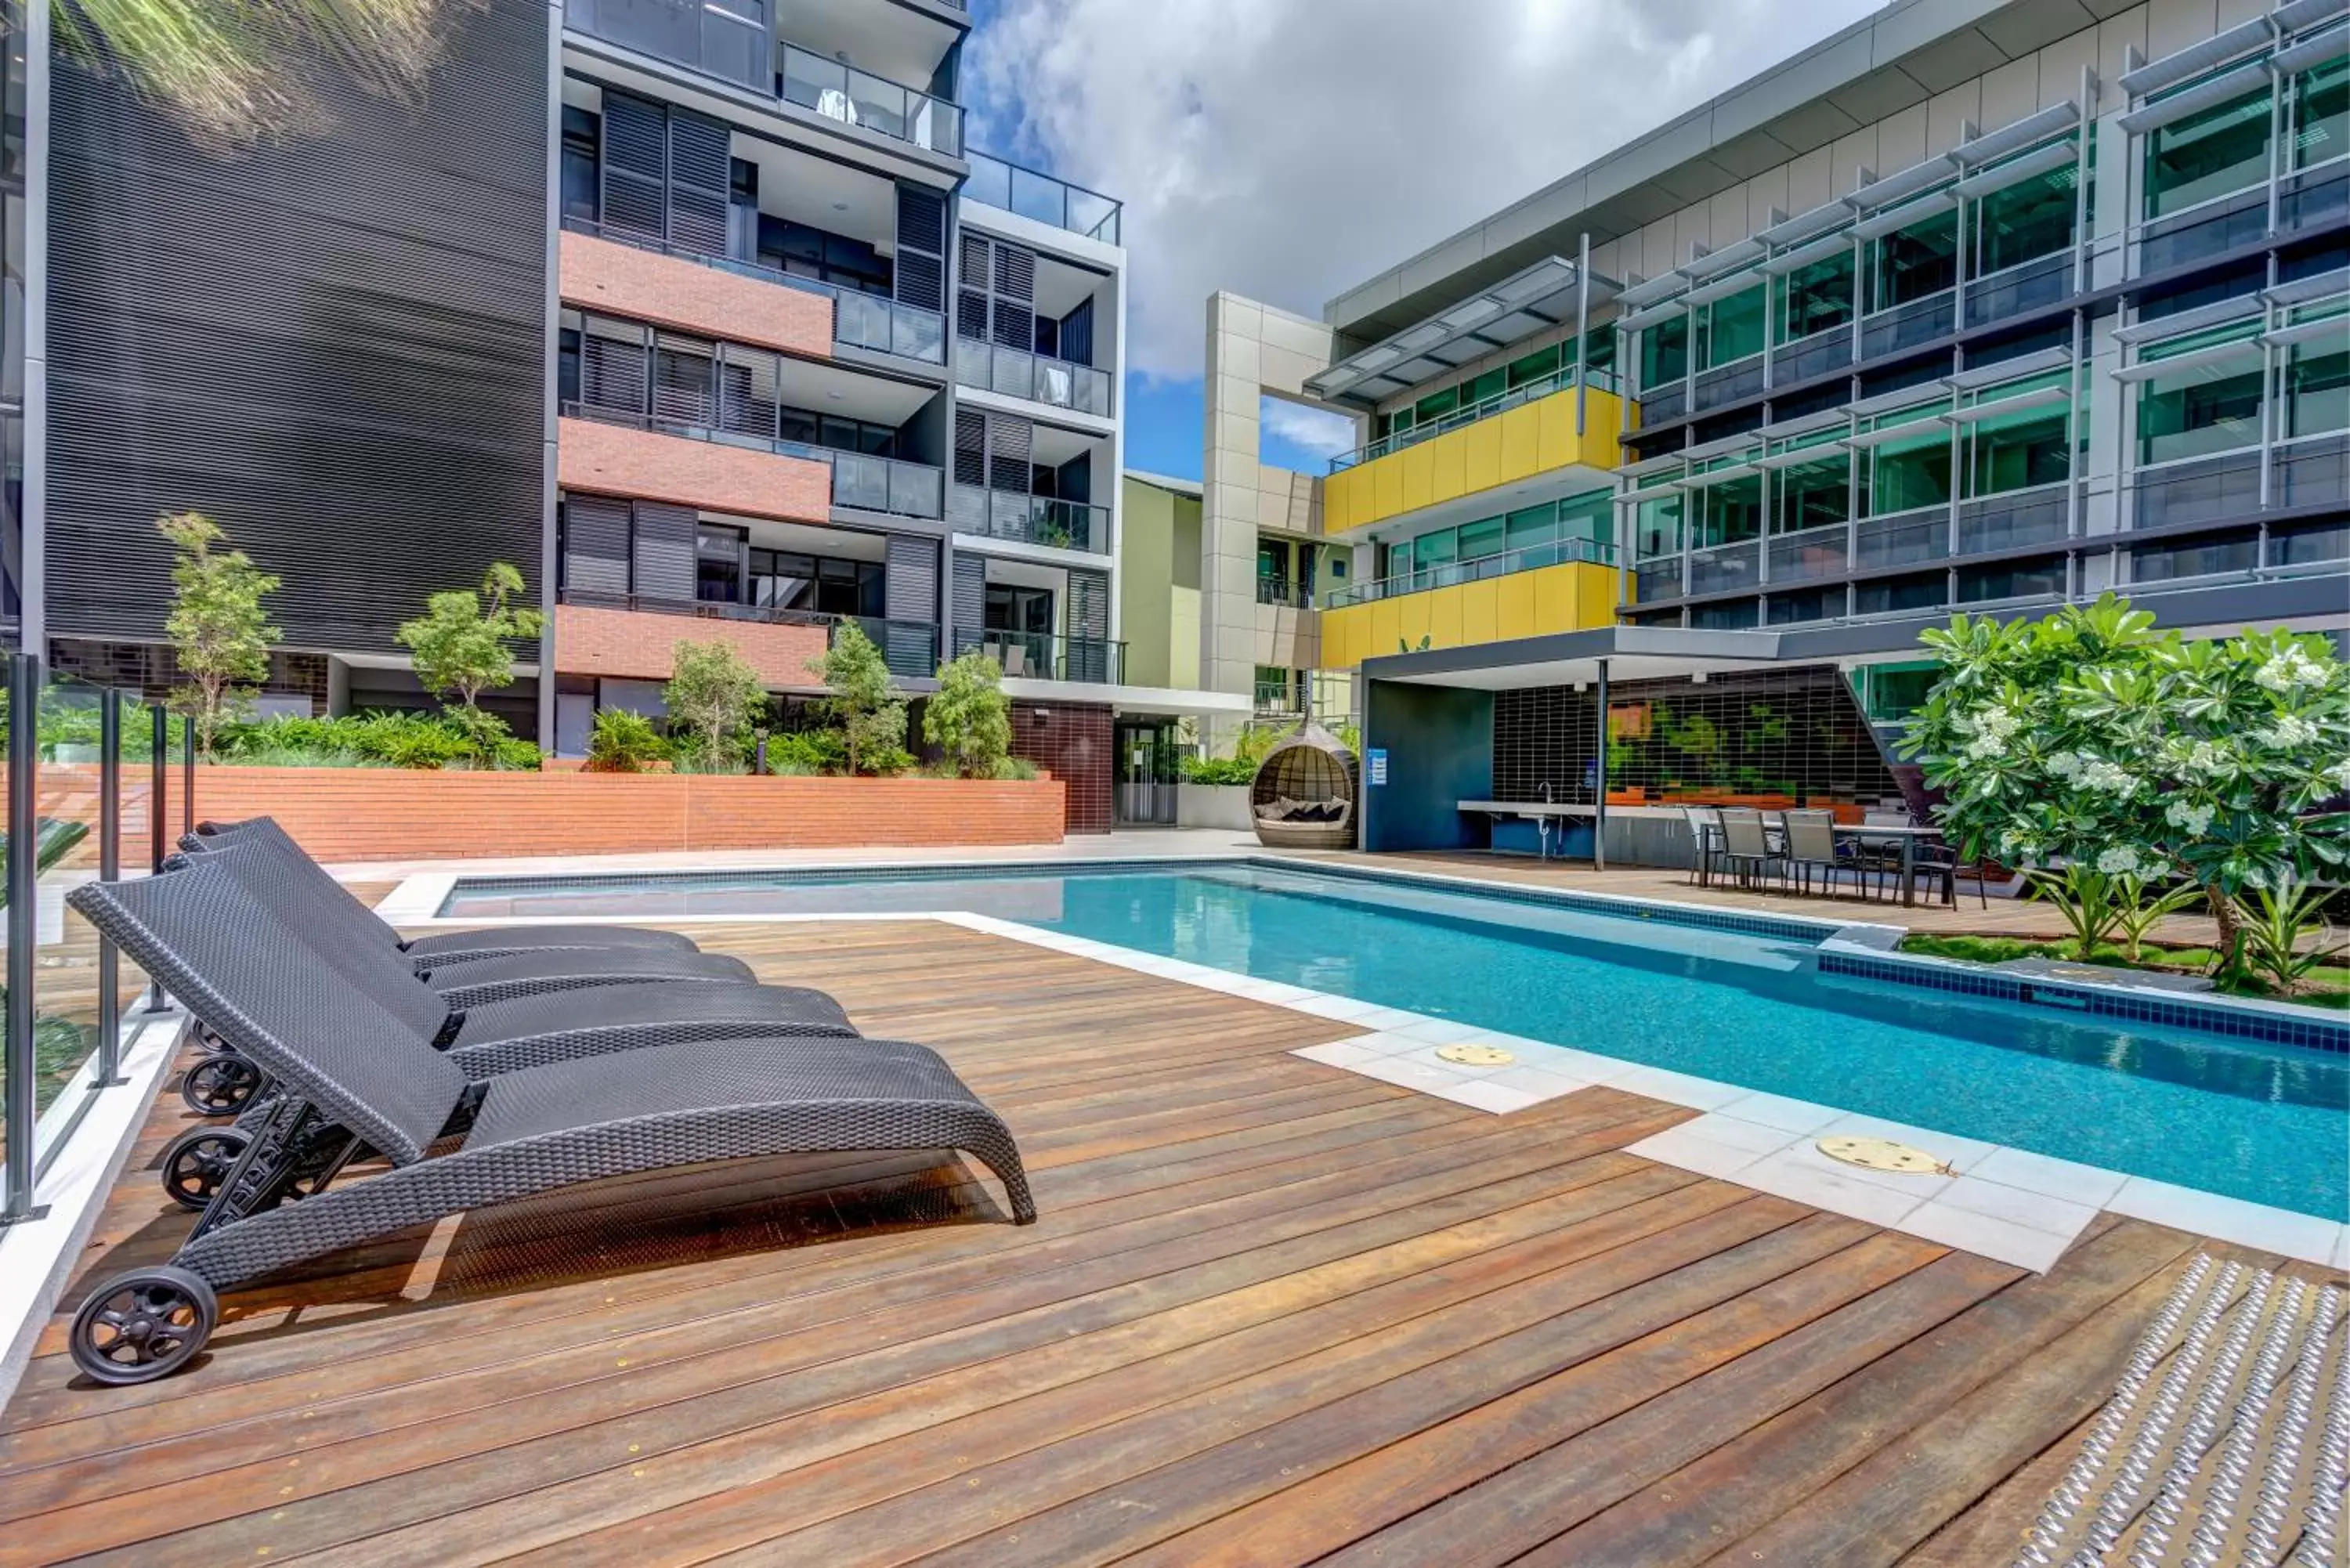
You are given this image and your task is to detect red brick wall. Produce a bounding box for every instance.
[558,417,831,524]
[1009,700,1114,835]
[554,603,830,688]
[20,765,1065,862]
[559,231,834,359]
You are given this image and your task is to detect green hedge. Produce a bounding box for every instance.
[214,712,541,771]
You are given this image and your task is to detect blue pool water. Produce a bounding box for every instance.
[441,862,2350,1219]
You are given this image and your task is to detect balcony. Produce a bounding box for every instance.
[949,487,1109,554]
[953,627,1126,685]
[1321,379,1629,536]
[1256,575,1314,609]
[1633,558,1683,603]
[776,42,961,157]
[562,403,943,522]
[1957,482,2071,555]
[1765,522,1849,586]
[964,152,1123,244]
[2126,435,2350,529]
[954,344,1114,417]
[555,591,940,681]
[562,218,945,367]
[830,451,944,519]
[1687,539,1760,597]
[1853,506,1950,571]
[1317,537,1616,670]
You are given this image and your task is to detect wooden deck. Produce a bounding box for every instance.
[0,919,2328,1566]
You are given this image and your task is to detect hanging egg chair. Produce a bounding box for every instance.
[1249,722,1361,850]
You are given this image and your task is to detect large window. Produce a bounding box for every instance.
[1639,315,1688,392]
[1974,165,2078,276]
[1633,486,1682,560]
[2145,85,2272,216]
[1695,284,1766,370]
[1870,208,1959,313]
[2293,55,2348,172]
[1864,415,1953,514]
[1774,453,1850,533]
[1962,381,2071,497]
[1693,473,1763,548]
[1778,250,1854,342]
[2285,334,2350,439]
[2137,331,2265,464]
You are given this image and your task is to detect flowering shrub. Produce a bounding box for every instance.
[1901,594,2348,974]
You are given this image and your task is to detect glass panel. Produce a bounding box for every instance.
[1413,385,1458,422]
[2145,84,2273,217]
[1868,427,1954,514]
[1463,369,1506,406]
[1412,529,1457,570]
[2294,54,2348,172]
[1696,475,1763,547]
[2137,363,2264,464]
[1956,554,2065,602]
[1965,407,2070,497]
[1507,344,1560,387]
[2132,529,2258,580]
[1638,316,1688,392]
[1778,249,1855,342]
[1975,164,2078,275]
[1633,491,1682,559]
[1504,504,1557,553]
[1458,516,1505,560]
[1774,453,1850,533]
[1556,489,1613,549]
[26,677,113,1165]
[1697,282,1766,369]
[1871,208,1958,312]
[2286,341,2350,438]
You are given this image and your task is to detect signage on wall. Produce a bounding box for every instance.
[1367,748,1388,786]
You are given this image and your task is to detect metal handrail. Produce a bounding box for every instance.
[559,587,836,628]
[1330,363,1622,473]
[953,341,1114,416]
[951,627,1126,685]
[964,151,1122,244]
[949,486,1111,553]
[776,42,961,157]
[561,401,945,520]
[1327,535,1614,608]
[1255,575,1314,608]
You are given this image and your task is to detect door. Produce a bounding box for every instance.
[1114,720,1179,826]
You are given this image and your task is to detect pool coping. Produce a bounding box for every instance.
[377,858,2350,1276]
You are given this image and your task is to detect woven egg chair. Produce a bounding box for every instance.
[1249,722,1361,850]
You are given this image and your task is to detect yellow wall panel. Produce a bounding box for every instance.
[1535,398,1570,473]
[1400,444,1434,512]
[1321,606,1358,670]
[1368,599,1400,661]
[1323,470,1353,533]
[1429,437,1465,504]
[1578,565,1615,626]
[1495,573,1537,641]
[1462,421,1502,494]
[1498,403,1541,482]
[1396,595,1431,654]
[1426,585,1464,649]
[1372,455,1404,519]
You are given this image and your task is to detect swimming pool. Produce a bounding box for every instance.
[440,860,2350,1219]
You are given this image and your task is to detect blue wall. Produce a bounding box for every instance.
[1361,681,1494,852]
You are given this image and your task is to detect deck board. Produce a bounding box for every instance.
[0,918,2325,1566]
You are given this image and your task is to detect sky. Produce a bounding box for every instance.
[960,0,1885,480]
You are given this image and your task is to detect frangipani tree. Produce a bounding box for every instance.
[1901,595,2349,970]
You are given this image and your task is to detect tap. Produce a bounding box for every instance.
[1538,781,1553,804]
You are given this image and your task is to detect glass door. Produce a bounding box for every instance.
[1114,719,1179,826]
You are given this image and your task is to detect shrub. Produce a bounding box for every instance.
[665,639,765,766]
[212,710,540,771]
[764,728,846,775]
[1180,754,1256,786]
[804,623,907,775]
[923,649,1013,779]
[994,756,1039,781]
[584,708,669,773]
[862,743,916,777]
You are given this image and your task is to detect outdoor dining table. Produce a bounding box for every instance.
[1690,815,1947,908]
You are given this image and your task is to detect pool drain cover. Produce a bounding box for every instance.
[1815,1136,1954,1176]
[1436,1043,1517,1068]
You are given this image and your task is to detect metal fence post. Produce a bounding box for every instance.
[142,704,169,1013]
[180,712,194,838]
[95,688,122,1083]
[3,649,44,1223]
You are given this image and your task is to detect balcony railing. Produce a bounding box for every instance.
[1687,538,1761,597]
[964,151,1122,244]
[836,616,941,679]
[1956,482,2071,555]
[953,627,1126,685]
[953,341,1114,416]
[947,486,1109,553]
[1853,505,1950,570]
[562,217,945,365]
[1255,575,1314,609]
[1765,521,1849,585]
[559,590,941,677]
[563,400,945,521]
[777,42,961,157]
[1632,558,1683,603]
[565,0,767,89]
[1330,363,1621,474]
[1326,535,1613,609]
[2125,435,2350,529]
[1253,679,1304,714]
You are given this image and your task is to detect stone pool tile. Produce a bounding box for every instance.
[1281,995,1395,1024]
[1625,1125,1771,1183]
[1395,1045,1520,1078]
[2332,1227,2350,1274]
[1606,1066,1750,1112]
[1531,1046,1645,1083]
[1732,1151,1933,1230]
[1344,1056,1473,1093]
[1713,1091,1845,1136]
[1816,1113,1996,1174]
[1898,1201,2077,1274]
[1481,1065,1596,1104]
[1676,1113,1806,1159]
[1291,1041,1390,1071]
[1931,1175,2099,1238]
[1426,1079,1545,1115]
[1331,1030,1429,1058]
[1394,1017,1487,1046]
[1770,1136,1960,1201]
[1965,1147,2131,1210]
[2105,1178,2343,1267]
[1356,1006,1432,1031]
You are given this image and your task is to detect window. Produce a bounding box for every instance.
[1973,164,2077,276]
[1689,599,1759,630]
[1854,571,1946,616]
[1413,385,1459,424]
[1695,283,1767,370]
[1778,250,1854,342]
[1773,452,1849,534]
[1505,504,1556,555]
[1871,208,1959,312]
[2138,343,2263,464]
[985,582,1054,635]
[1458,516,1506,560]
[1956,554,2064,602]
[1633,488,1682,559]
[696,524,744,602]
[1506,344,1560,388]
[1412,529,1457,575]
[1694,474,1763,549]
[561,106,599,223]
[748,547,884,616]
[2293,54,2348,172]
[1865,417,1953,515]
[1556,489,1612,551]
[1462,368,1506,407]
[2273,520,2349,564]
[1639,316,1688,392]
[2285,334,2350,439]
[1853,661,1939,722]
[2145,85,2272,217]
[1963,396,2070,498]
[1766,586,1838,624]
[1256,538,1291,584]
[2131,529,2257,581]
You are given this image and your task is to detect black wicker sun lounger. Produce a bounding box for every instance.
[65,862,1035,1386]
[188,815,707,969]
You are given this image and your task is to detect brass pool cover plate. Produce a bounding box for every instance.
[1436,1043,1517,1068]
[1815,1135,1956,1176]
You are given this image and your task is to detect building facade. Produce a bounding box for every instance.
[1201,0,2347,771]
[7,0,1244,829]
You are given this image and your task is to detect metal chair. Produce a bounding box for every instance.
[1677,805,1722,887]
[1714,807,1786,892]
[1781,809,1858,898]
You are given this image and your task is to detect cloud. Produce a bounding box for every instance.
[1260,396,1357,461]
[965,0,1882,382]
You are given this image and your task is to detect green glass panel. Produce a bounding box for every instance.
[1870,430,1953,514]
[1463,369,1506,407]
[1975,164,2078,275]
[1506,344,1560,388]
[1458,516,1506,559]
[2286,345,2349,439]
[1413,529,1457,569]
[2295,56,2348,171]
[2144,84,2272,217]
[1414,385,1458,421]
[1582,325,1615,373]
[1639,315,1687,392]
[1556,488,1612,547]
[2137,367,2263,464]
[1871,208,1958,311]
[1774,454,1849,533]
[1698,475,1763,547]
[1965,409,2069,497]
[1779,249,1854,341]
[1634,493,1682,558]
[1697,283,1767,370]
[1504,504,1557,552]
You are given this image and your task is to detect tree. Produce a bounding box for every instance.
[1901,594,2349,971]
[52,0,467,148]
[159,511,280,761]
[804,622,906,775]
[396,562,543,751]
[924,649,1012,779]
[664,639,765,768]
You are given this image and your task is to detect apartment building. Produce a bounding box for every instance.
[5,0,1243,829]
[1203,0,2346,848]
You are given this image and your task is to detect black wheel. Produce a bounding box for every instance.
[179,1053,263,1117]
[70,1267,217,1385]
[159,1126,249,1212]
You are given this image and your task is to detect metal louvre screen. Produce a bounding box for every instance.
[895,187,945,311]
[600,89,668,241]
[665,107,731,255]
[986,414,1032,492]
[950,552,985,631]
[45,0,550,654]
[630,502,697,602]
[559,495,631,592]
[953,408,986,486]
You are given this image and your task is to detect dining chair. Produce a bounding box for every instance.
[1715,807,1785,892]
[1780,809,1851,898]
[1678,805,1722,887]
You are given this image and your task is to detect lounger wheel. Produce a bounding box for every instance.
[180,1053,264,1116]
[69,1266,217,1386]
[159,1126,250,1211]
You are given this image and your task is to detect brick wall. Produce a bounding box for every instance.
[558,417,831,524]
[553,603,830,687]
[559,231,834,359]
[20,765,1065,862]
[1009,700,1113,834]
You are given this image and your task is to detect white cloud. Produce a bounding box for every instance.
[967,0,1882,381]
[1260,396,1356,460]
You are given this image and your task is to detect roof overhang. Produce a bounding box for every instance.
[1304,256,1618,409]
